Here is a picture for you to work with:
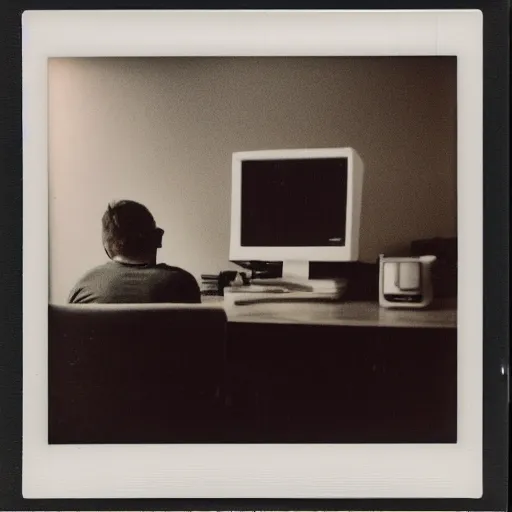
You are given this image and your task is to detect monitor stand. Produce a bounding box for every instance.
[251,260,348,298]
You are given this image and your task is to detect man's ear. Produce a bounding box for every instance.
[104,244,113,260]
[155,228,164,248]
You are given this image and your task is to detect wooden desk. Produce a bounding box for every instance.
[203,297,458,444]
[203,296,457,329]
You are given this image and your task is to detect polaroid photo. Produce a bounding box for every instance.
[22,9,483,499]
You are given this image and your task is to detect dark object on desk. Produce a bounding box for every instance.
[410,237,457,298]
[218,271,239,294]
[232,260,282,278]
[48,304,228,444]
[202,271,250,296]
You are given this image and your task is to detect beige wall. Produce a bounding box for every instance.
[48,57,457,304]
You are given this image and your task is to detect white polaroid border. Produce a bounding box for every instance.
[22,9,483,499]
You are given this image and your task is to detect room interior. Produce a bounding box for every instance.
[47,56,458,445]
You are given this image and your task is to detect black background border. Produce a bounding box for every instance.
[0,1,509,510]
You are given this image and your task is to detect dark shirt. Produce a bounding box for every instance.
[68,261,201,304]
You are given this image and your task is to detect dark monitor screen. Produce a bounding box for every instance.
[240,157,348,247]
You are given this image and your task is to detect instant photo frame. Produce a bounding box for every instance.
[22,9,484,500]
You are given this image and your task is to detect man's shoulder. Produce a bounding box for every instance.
[154,264,197,282]
[153,264,201,303]
[78,262,118,281]
[68,262,117,303]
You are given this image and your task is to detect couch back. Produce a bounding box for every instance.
[48,303,228,443]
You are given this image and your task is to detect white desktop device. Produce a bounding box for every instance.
[229,147,364,302]
[379,254,437,309]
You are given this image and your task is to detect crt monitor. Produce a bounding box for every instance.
[229,147,364,282]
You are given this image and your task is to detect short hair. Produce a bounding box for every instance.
[102,200,158,258]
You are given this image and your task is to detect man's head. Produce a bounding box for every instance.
[102,200,164,262]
